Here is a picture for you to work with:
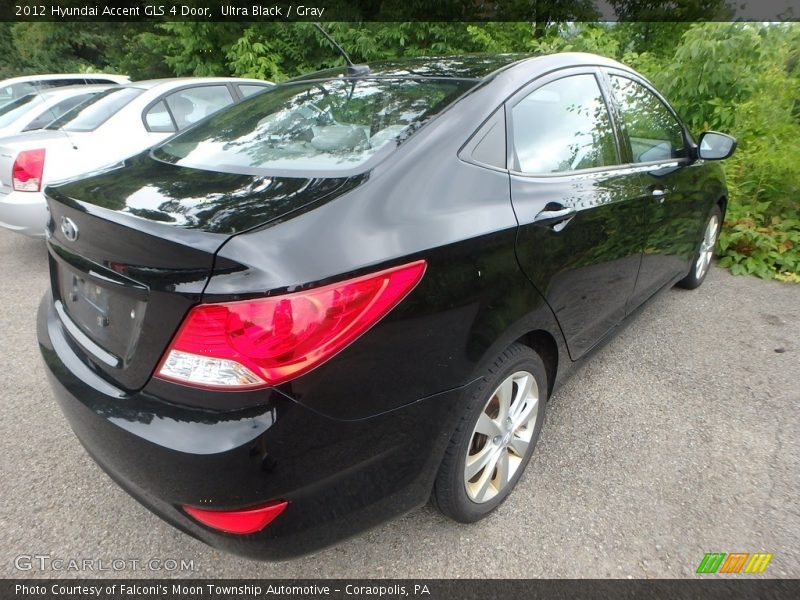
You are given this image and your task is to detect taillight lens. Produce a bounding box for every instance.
[184,501,288,534]
[12,148,45,192]
[156,260,426,389]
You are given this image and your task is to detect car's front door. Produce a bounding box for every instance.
[509,69,647,359]
[603,71,708,309]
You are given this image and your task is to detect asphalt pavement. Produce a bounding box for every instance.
[0,227,797,578]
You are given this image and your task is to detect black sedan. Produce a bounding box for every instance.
[37,53,735,559]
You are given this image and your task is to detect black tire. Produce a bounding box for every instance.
[677,204,723,290]
[432,343,547,523]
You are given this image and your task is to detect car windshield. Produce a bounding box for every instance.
[153,77,475,175]
[46,87,143,132]
[0,94,43,128]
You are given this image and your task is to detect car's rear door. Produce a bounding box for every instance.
[509,67,647,359]
[142,84,237,137]
[602,69,708,309]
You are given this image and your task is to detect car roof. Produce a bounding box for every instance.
[23,84,113,99]
[288,52,632,84]
[290,54,532,82]
[120,77,272,91]
[0,74,129,85]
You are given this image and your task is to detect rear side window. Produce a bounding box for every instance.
[511,74,618,174]
[144,100,176,133]
[469,108,506,169]
[47,87,143,132]
[164,85,235,130]
[609,75,687,163]
[238,84,270,98]
[153,78,475,175]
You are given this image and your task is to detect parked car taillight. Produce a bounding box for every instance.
[12,149,45,192]
[156,260,427,390]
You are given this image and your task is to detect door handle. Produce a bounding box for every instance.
[651,188,669,203]
[533,206,576,226]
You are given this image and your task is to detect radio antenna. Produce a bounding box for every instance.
[313,23,370,77]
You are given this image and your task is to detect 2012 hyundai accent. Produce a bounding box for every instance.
[37,53,736,559]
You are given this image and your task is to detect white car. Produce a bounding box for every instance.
[0,74,129,109]
[0,77,272,237]
[0,85,112,138]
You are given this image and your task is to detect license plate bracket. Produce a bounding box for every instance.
[56,263,147,365]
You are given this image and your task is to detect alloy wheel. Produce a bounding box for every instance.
[695,213,719,280]
[464,370,540,503]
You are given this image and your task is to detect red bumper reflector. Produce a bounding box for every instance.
[183,500,288,534]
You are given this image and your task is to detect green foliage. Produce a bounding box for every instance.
[646,23,800,282]
[225,23,489,81]
[3,19,798,282]
[718,203,800,282]
[103,25,173,80]
[11,23,121,73]
[153,23,243,76]
[0,24,20,78]
[653,24,764,132]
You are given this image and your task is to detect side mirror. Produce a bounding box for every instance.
[697,131,737,160]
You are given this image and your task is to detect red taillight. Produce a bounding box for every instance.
[12,148,45,192]
[183,501,288,534]
[156,260,426,389]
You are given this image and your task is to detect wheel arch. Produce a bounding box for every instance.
[716,194,728,220]
[514,329,559,398]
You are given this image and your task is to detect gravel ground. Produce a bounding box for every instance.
[0,227,797,579]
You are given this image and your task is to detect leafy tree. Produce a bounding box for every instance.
[102,24,173,80]
[12,23,114,72]
[0,24,20,78]
[608,1,733,56]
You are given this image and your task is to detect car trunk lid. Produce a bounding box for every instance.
[44,153,358,392]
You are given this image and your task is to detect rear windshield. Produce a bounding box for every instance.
[46,87,143,132]
[0,94,43,128]
[153,78,475,175]
[0,82,37,108]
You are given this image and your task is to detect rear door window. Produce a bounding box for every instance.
[164,85,235,130]
[511,74,619,174]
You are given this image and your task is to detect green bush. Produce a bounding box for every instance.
[718,203,800,281]
[645,24,800,282]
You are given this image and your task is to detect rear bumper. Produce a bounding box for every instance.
[0,190,47,237]
[37,292,470,559]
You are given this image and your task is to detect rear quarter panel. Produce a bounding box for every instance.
[202,80,567,420]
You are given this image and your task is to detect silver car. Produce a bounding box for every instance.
[0,77,272,237]
[0,85,112,138]
[0,74,129,109]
